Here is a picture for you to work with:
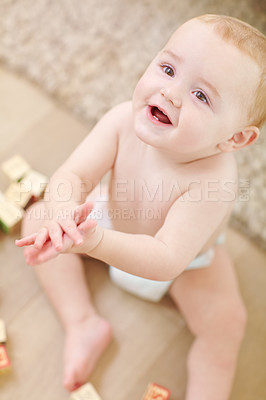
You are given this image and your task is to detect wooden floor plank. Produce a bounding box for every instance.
[0,68,53,158]
[0,233,40,324]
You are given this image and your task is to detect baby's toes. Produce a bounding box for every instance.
[63,366,84,392]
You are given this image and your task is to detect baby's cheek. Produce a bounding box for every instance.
[133,73,152,102]
[133,83,144,104]
[176,121,203,151]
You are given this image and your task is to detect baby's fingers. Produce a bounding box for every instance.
[34,227,49,250]
[26,244,58,266]
[78,218,97,233]
[33,234,73,263]
[74,202,94,225]
[60,219,83,246]
[48,222,63,251]
[15,233,38,247]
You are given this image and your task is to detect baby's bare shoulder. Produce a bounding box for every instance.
[110,101,132,119]
[107,101,133,134]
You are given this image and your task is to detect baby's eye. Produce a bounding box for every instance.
[192,90,209,104]
[162,65,175,77]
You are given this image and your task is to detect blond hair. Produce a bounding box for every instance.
[196,14,266,128]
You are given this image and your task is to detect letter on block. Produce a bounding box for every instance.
[0,344,11,373]
[142,382,171,400]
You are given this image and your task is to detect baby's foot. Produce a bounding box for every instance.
[63,314,112,392]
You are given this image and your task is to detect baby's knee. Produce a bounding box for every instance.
[21,201,47,236]
[211,298,247,342]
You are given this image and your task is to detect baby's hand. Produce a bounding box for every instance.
[20,217,101,266]
[16,202,103,265]
[16,202,94,251]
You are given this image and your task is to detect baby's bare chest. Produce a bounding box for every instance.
[108,148,188,234]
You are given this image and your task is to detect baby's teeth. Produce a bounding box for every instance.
[153,115,159,121]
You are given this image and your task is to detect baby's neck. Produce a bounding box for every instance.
[141,140,220,167]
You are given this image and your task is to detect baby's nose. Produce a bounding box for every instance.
[160,87,182,108]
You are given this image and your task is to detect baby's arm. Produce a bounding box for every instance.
[17,102,126,252]
[89,183,235,281]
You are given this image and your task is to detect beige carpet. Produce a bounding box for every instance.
[0,0,265,249]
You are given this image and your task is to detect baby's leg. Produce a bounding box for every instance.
[169,245,247,400]
[22,202,112,392]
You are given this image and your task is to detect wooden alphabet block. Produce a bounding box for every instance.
[0,319,7,343]
[0,344,11,373]
[5,182,32,209]
[69,383,102,400]
[1,155,30,182]
[0,196,24,234]
[20,169,49,199]
[142,382,171,400]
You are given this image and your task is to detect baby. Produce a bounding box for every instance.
[16,14,266,400]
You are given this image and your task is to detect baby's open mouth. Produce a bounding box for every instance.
[150,106,172,125]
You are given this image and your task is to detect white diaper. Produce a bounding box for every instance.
[90,196,225,302]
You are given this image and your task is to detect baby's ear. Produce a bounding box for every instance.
[218,126,260,152]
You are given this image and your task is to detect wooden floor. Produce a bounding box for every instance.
[0,67,266,400]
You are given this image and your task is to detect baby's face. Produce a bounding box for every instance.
[132,19,260,161]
